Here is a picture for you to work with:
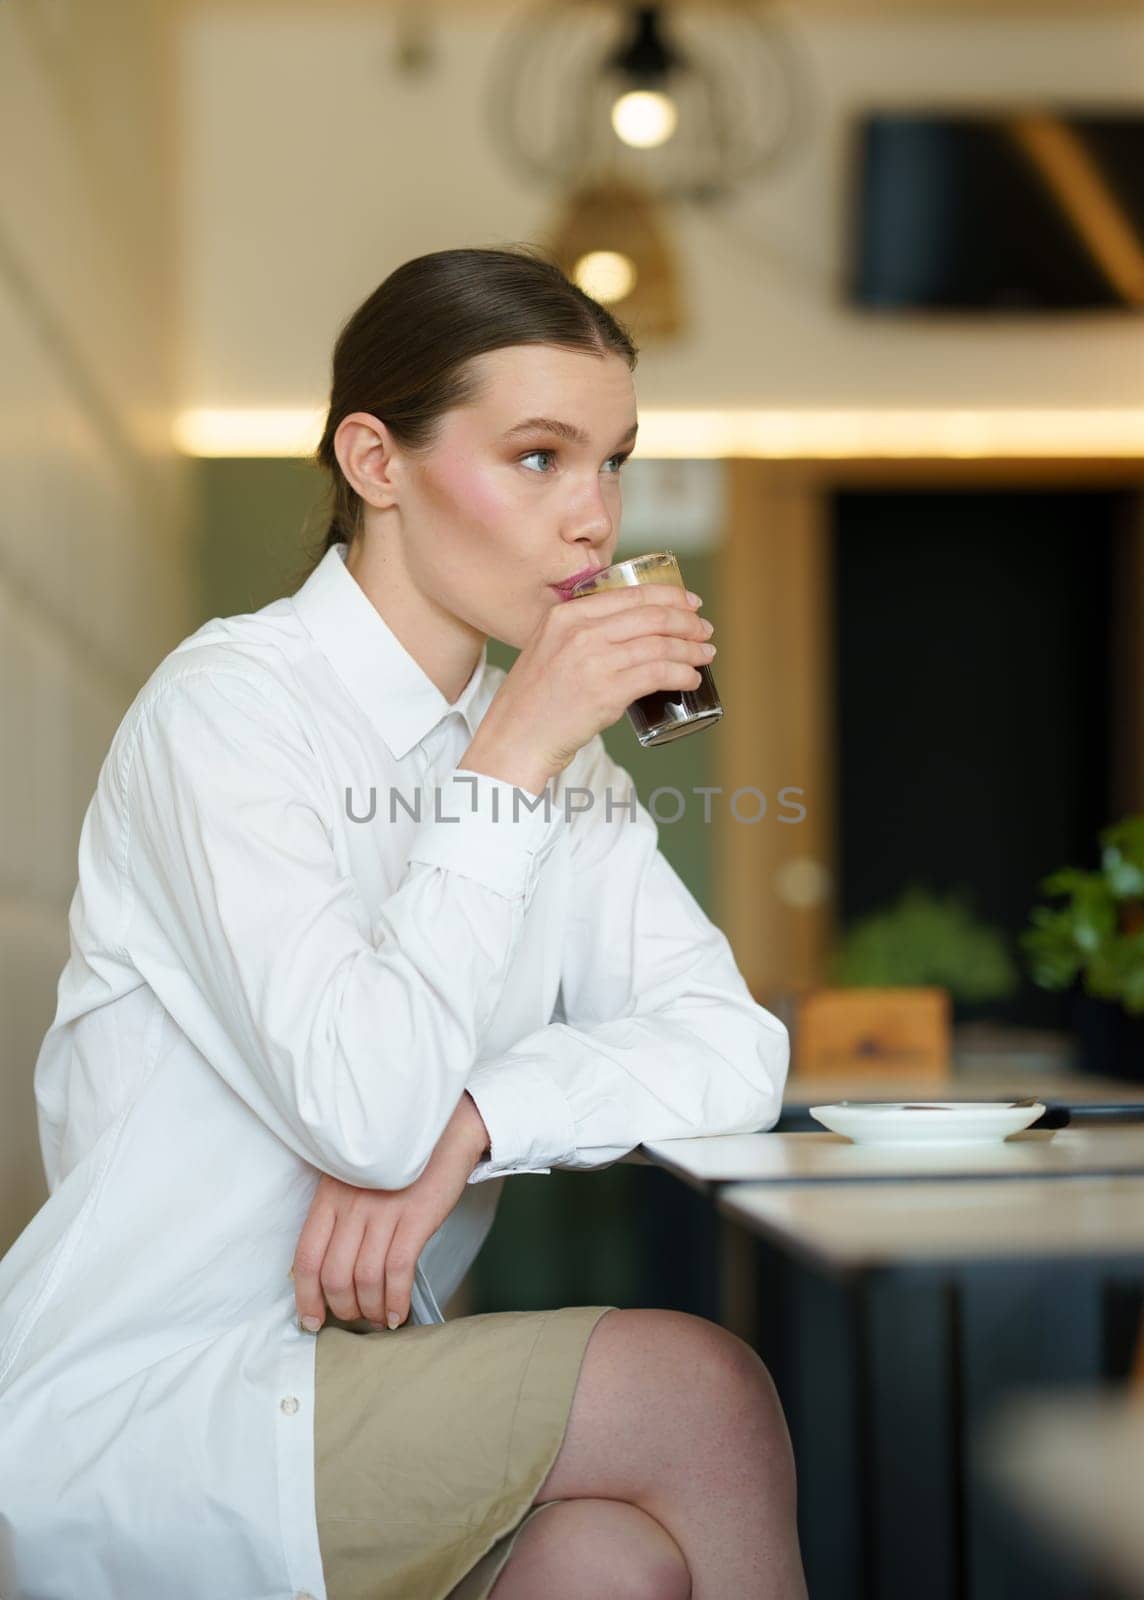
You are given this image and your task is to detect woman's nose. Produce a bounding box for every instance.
[565,486,615,546]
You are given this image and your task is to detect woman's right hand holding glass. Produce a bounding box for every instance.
[461,585,715,793]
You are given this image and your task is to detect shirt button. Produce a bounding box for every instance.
[280,1395,300,1415]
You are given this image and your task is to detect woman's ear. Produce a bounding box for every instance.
[333,412,403,512]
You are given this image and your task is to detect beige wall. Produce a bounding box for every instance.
[0,0,197,1251]
[177,5,1144,413]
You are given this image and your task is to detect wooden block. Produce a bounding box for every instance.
[794,986,951,1079]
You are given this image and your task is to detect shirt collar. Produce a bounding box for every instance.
[290,542,496,760]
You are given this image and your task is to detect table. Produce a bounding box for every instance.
[719,1173,1144,1272]
[642,1127,1144,1193]
[711,1176,1144,1600]
[635,1109,1144,1597]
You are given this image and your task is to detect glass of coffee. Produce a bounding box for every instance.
[569,550,724,748]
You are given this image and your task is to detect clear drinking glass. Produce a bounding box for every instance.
[569,550,724,748]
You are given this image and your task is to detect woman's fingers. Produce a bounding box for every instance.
[354,1217,399,1328]
[291,1195,338,1332]
[372,1222,417,1330]
[316,1209,370,1325]
[596,597,712,648]
[352,1211,429,1330]
[566,583,701,620]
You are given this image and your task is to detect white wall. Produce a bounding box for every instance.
[0,0,196,1248]
[178,5,1144,412]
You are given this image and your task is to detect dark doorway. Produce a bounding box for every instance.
[832,487,1124,1028]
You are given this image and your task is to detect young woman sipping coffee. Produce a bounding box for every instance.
[0,246,806,1600]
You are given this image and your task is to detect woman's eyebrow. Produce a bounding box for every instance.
[500,417,640,449]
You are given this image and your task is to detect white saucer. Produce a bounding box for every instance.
[808,1100,1046,1147]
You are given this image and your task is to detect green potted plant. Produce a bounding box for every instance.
[829,885,1019,1003]
[1021,815,1144,1080]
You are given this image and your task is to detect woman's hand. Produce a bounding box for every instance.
[291,1091,490,1333]
[461,584,715,793]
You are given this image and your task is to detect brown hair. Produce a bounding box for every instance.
[304,245,638,574]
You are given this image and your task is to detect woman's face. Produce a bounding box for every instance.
[389,343,638,650]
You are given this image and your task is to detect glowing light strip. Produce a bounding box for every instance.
[174,407,1144,460]
[637,409,1144,459]
[174,408,327,457]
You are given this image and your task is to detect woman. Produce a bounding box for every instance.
[0,246,806,1599]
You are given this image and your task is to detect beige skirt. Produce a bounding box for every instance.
[314,1304,617,1600]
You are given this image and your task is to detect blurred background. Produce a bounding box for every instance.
[2,0,1143,1541]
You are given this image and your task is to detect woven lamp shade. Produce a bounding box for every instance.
[545,179,685,342]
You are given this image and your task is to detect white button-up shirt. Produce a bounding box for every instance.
[0,542,788,1599]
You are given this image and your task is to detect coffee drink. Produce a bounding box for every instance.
[569,551,724,748]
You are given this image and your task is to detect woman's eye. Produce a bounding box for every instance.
[519,450,630,474]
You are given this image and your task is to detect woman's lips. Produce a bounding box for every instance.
[550,567,603,600]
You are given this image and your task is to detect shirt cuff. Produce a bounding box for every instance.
[407,769,564,902]
[464,1056,579,1183]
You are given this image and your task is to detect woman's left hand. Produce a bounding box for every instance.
[290,1091,490,1333]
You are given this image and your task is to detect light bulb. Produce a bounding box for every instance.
[572,251,638,304]
[611,90,678,150]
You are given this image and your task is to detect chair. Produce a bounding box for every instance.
[792,986,952,1081]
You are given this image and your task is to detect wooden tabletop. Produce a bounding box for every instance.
[717,1175,1144,1272]
[987,1393,1144,1595]
[641,1127,1144,1190]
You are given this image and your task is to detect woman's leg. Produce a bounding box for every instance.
[492,1308,807,1600]
[488,1498,691,1600]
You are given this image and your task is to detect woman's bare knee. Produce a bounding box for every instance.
[488,1497,691,1600]
[535,1307,790,1507]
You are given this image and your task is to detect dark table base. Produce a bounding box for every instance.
[752,1241,1143,1600]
